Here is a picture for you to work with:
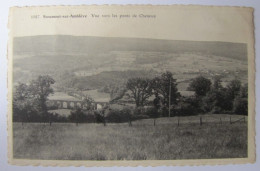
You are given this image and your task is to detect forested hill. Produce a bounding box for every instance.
[14,35,247,61]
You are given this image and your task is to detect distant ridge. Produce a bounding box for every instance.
[14,35,247,61]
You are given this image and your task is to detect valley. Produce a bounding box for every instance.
[13,35,248,101]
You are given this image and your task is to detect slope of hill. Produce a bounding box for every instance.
[13,35,248,90]
[14,35,247,61]
[63,70,159,90]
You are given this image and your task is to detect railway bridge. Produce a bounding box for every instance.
[47,99,108,110]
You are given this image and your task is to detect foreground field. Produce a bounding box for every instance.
[13,116,247,160]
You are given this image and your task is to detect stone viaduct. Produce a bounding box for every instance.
[48,99,108,110]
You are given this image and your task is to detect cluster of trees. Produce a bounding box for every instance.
[58,72,249,126]
[13,75,55,123]
[13,75,98,123]
[186,76,248,115]
[124,73,248,121]
[125,71,180,111]
[124,71,180,125]
[13,72,248,125]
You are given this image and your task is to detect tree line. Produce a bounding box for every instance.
[125,74,247,115]
[13,72,248,125]
[186,76,248,115]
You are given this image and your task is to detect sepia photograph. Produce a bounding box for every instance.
[7,5,255,166]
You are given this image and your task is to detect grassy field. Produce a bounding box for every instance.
[13,116,247,160]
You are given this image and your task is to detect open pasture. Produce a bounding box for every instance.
[13,115,247,160]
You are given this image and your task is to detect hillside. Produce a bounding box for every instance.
[13,35,248,91]
[14,35,247,60]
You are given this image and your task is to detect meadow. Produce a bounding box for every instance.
[13,116,247,160]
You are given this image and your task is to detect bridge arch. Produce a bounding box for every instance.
[63,102,68,108]
[56,101,62,108]
[76,102,82,108]
[70,102,75,108]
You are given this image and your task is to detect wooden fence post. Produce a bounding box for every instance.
[200,117,202,126]
[129,119,132,127]
[219,117,222,124]
[49,113,52,126]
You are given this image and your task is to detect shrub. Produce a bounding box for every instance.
[233,97,248,115]
[173,102,198,116]
[68,108,94,123]
[46,103,59,110]
[144,107,159,118]
[130,106,153,118]
[160,106,169,117]
[50,113,68,122]
[210,106,222,114]
[106,108,132,123]
[133,107,145,115]
[94,111,105,123]
[85,113,96,123]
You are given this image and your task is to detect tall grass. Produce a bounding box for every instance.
[13,117,247,160]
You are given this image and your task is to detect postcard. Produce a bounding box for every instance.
[8,5,255,166]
